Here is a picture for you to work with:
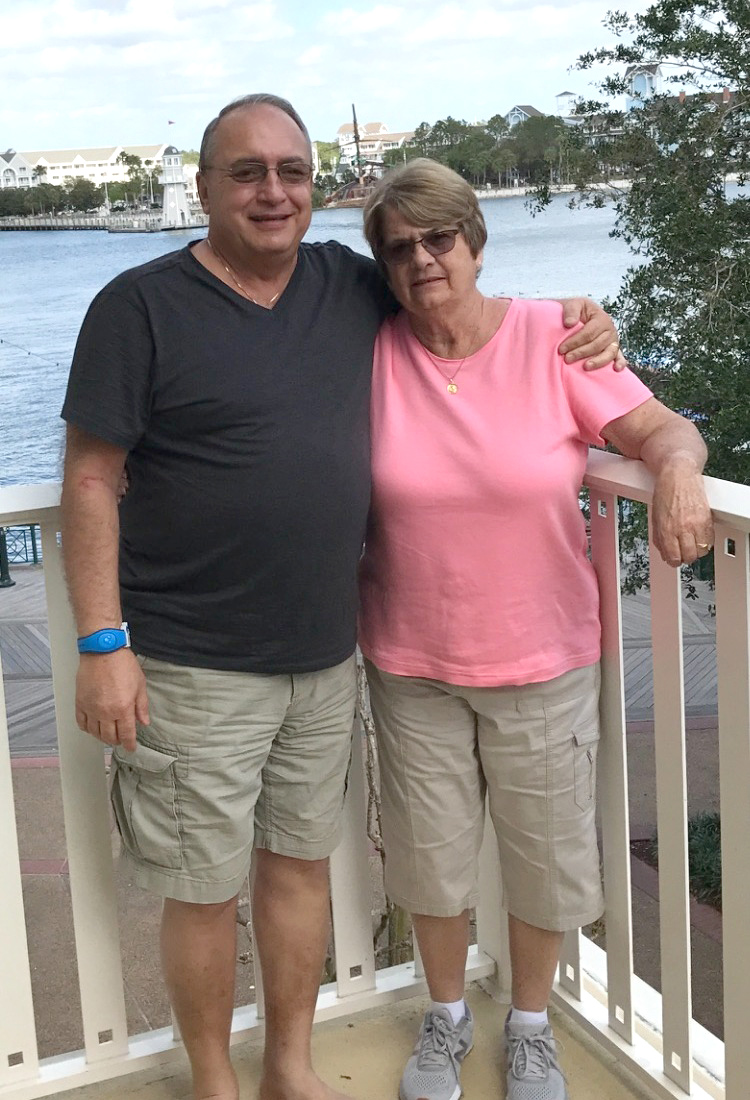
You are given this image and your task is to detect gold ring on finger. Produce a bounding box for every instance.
[697,542,711,549]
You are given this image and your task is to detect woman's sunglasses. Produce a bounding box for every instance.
[380,228,461,266]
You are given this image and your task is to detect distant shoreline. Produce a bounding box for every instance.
[0,212,209,232]
[325,173,743,209]
[324,180,635,209]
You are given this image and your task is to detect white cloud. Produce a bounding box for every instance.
[403,4,512,41]
[2,0,652,149]
[321,5,405,35]
[299,45,325,65]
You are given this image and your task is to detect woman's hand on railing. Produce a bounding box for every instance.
[651,459,715,567]
[75,650,149,752]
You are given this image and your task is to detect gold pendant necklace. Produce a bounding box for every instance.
[421,301,484,395]
[206,238,280,308]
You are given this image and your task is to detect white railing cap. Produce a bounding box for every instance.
[585,449,750,532]
[0,482,61,526]
[2,454,749,532]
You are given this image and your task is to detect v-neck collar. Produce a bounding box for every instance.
[186,239,303,313]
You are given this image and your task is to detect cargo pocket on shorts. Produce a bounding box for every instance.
[111,741,183,870]
[573,725,599,810]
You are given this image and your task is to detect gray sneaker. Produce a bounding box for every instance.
[399,1005,474,1100]
[504,1012,568,1100]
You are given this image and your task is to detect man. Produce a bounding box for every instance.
[60,93,622,1100]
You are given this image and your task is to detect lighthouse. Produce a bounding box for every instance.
[159,145,191,229]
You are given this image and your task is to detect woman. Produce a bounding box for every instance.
[359,160,713,1100]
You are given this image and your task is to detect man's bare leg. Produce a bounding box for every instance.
[161,895,240,1100]
[252,848,349,1100]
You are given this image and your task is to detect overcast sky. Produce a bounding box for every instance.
[4,0,652,153]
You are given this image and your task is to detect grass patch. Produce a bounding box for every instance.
[650,811,722,910]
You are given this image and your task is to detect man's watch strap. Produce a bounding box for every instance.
[77,622,131,654]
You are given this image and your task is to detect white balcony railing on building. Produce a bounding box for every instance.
[0,451,748,1100]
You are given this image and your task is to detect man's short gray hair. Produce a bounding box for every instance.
[199,93,312,171]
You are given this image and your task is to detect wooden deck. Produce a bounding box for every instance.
[0,566,57,755]
[0,564,718,756]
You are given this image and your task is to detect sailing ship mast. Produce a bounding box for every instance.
[352,103,363,186]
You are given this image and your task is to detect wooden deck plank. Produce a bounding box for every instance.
[0,623,52,676]
[4,680,58,755]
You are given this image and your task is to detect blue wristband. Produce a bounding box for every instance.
[77,622,131,654]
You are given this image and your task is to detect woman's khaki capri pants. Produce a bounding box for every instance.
[365,660,604,933]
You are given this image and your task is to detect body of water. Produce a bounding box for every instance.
[1,194,633,486]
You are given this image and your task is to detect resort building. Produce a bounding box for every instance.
[504,104,545,128]
[625,63,663,110]
[0,149,34,189]
[335,121,415,176]
[555,90,579,118]
[7,144,170,188]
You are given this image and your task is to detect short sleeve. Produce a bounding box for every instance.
[562,356,654,446]
[61,285,154,450]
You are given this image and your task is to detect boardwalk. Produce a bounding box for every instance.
[0,213,209,231]
[621,578,717,719]
[0,564,718,756]
[0,566,56,755]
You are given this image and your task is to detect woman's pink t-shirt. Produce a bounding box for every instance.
[358,299,653,686]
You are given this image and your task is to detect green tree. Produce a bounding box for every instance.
[513,115,567,184]
[447,127,496,185]
[410,122,433,157]
[0,187,26,216]
[486,113,510,144]
[567,0,749,484]
[382,144,424,167]
[26,182,66,214]
[117,152,149,205]
[492,142,518,189]
[427,116,473,160]
[314,172,339,196]
[64,176,104,211]
[315,140,340,174]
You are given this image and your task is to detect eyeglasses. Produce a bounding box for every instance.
[380,228,461,266]
[206,161,314,186]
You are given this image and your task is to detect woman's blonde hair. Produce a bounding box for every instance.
[363,158,487,266]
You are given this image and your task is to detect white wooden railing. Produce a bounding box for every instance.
[0,451,748,1100]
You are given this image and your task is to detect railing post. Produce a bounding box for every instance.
[0,652,40,1087]
[648,521,693,1094]
[329,714,377,999]
[0,528,16,588]
[715,525,750,1100]
[588,488,634,1043]
[40,520,130,1063]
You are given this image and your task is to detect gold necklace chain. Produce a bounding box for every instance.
[419,301,484,395]
[206,237,280,308]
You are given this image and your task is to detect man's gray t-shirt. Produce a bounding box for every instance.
[62,240,394,673]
